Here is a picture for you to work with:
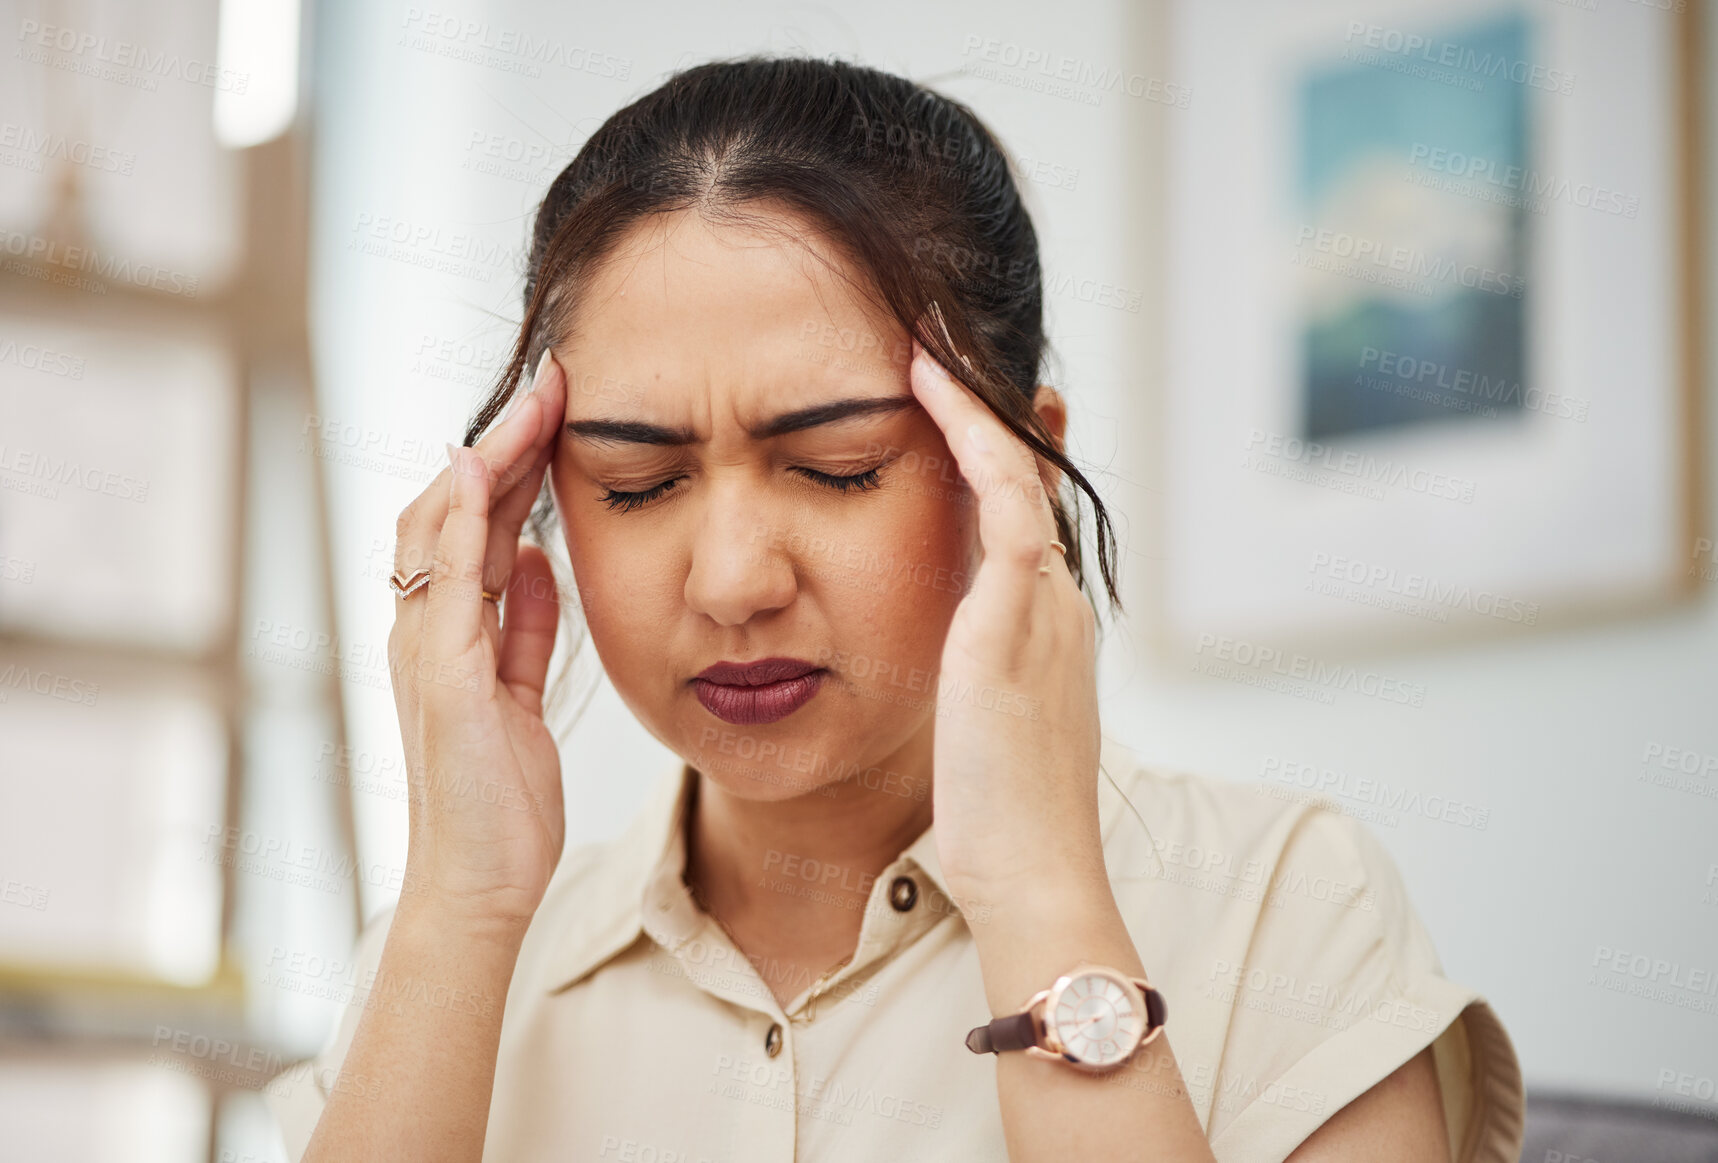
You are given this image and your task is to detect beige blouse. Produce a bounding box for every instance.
[266,733,1525,1162]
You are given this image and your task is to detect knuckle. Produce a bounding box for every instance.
[431,546,484,586]
[395,499,420,543]
[997,528,1045,570]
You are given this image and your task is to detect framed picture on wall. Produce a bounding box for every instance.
[1154,0,1702,655]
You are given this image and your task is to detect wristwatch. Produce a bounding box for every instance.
[965,962,1168,1073]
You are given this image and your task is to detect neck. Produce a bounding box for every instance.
[683,725,936,960]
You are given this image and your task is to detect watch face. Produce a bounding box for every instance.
[1049,971,1146,1068]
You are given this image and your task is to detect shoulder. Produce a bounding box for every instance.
[1094,740,1524,1161]
[1098,736,1381,909]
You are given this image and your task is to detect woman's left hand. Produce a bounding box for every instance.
[907,332,1108,913]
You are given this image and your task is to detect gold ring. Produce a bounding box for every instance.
[389,568,430,597]
[390,569,501,604]
[1040,540,1068,576]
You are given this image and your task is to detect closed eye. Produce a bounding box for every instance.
[792,466,883,494]
[599,466,884,512]
[600,478,682,512]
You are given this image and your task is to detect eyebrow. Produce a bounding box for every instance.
[565,395,919,445]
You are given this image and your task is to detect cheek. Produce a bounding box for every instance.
[828,473,978,673]
[548,472,655,647]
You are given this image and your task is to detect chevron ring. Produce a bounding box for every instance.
[390,569,500,603]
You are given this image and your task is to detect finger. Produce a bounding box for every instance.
[393,349,563,584]
[422,444,494,675]
[477,440,554,658]
[498,542,561,718]
[392,350,565,638]
[908,337,1059,623]
[480,360,565,595]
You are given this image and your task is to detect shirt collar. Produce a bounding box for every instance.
[537,735,1140,995]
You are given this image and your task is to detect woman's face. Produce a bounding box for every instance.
[547,206,981,801]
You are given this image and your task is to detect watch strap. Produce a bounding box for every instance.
[1142,981,1168,1031]
[964,978,1168,1056]
[964,1010,1039,1054]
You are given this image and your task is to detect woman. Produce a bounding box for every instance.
[269,57,1524,1162]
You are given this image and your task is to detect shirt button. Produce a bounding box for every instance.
[765,1022,783,1057]
[889,875,918,912]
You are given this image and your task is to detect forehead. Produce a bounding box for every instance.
[560,205,907,416]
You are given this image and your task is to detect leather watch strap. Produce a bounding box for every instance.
[1143,982,1168,1031]
[964,980,1168,1056]
[964,1010,1039,1054]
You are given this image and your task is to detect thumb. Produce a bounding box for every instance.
[496,541,562,717]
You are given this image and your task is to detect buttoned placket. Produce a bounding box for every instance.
[643,853,950,1026]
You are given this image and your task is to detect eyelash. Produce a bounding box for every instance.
[599,466,884,513]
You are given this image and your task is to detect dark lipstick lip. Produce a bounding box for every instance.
[694,657,822,687]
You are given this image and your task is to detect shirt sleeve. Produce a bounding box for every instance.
[263,906,397,1163]
[1204,804,1524,1163]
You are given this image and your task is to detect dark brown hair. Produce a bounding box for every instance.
[461,55,1122,721]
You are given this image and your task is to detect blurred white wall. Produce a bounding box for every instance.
[306,0,1718,1103]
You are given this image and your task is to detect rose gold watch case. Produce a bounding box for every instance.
[1021,962,1164,1073]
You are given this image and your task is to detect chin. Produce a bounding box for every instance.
[692,756,840,802]
[679,711,837,801]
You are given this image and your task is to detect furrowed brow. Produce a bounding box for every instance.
[565,396,918,446]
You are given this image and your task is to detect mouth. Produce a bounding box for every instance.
[693,657,827,725]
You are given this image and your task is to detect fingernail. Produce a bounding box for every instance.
[446,442,462,473]
[530,347,553,393]
[917,344,950,388]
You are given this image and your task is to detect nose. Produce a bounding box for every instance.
[682,478,799,627]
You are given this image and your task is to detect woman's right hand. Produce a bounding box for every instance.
[387,348,569,931]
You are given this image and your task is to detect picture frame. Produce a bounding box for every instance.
[1153,0,1703,657]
